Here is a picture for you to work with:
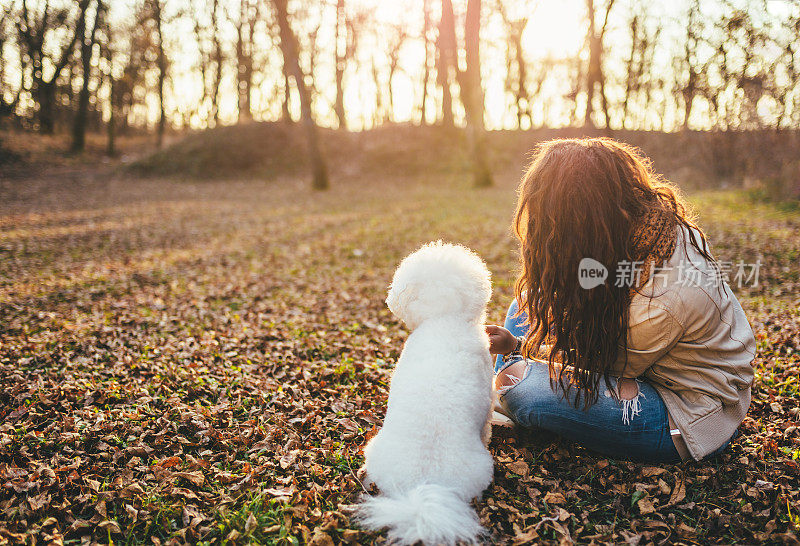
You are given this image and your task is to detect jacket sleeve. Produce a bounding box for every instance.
[607,299,684,379]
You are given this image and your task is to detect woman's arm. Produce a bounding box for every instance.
[609,299,683,378]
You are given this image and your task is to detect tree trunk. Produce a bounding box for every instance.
[107,75,116,156]
[514,34,529,128]
[621,14,638,129]
[236,0,254,123]
[37,82,57,134]
[387,58,398,122]
[584,0,597,129]
[282,72,292,122]
[437,0,456,128]
[439,65,453,127]
[152,0,166,147]
[419,0,431,125]
[72,0,101,152]
[460,0,492,187]
[371,56,383,124]
[333,0,347,129]
[584,0,613,130]
[271,0,329,190]
[211,0,222,124]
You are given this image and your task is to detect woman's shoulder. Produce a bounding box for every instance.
[635,224,742,328]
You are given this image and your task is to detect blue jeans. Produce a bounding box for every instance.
[495,299,730,463]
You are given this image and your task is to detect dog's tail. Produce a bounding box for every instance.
[355,484,484,545]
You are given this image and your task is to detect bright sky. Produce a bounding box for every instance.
[4,0,797,131]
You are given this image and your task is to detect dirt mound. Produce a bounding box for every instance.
[126,122,474,180]
[126,122,800,191]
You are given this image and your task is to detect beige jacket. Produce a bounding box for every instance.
[610,226,756,460]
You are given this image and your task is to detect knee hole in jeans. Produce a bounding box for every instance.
[494,360,530,395]
[609,377,646,425]
[617,378,639,400]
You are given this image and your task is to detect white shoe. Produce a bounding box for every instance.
[490,411,515,427]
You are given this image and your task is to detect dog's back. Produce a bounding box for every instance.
[358,316,494,545]
[364,316,493,499]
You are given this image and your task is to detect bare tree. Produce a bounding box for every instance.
[370,54,384,125]
[620,12,639,129]
[386,23,410,122]
[234,0,261,122]
[460,0,492,186]
[71,0,103,152]
[440,0,492,186]
[583,0,615,130]
[16,0,91,133]
[675,0,703,130]
[141,0,168,147]
[114,4,153,136]
[437,0,456,128]
[0,4,23,123]
[193,0,224,125]
[497,0,534,129]
[333,0,346,129]
[418,0,432,125]
[773,12,800,129]
[271,0,329,189]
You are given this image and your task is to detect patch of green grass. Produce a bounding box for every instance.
[203,492,296,545]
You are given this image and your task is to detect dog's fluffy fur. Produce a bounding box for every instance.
[356,241,494,545]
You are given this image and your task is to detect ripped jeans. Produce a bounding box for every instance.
[495,299,682,463]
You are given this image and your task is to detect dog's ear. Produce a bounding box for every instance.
[385,281,418,326]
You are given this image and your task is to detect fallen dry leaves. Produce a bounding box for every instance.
[0,172,798,544]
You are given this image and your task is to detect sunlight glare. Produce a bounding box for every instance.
[521,0,585,60]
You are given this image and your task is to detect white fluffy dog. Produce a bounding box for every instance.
[356,241,495,545]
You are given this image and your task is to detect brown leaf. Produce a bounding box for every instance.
[665,478,686,506]
[174,471,205,486]
[512,528,540,544]
[245,512,258,533]
[68,520,92,533]
[506,460,529,477]
[308,530,335,546]
[120,483,145,499]
[543,492,566,505]
[280,450,298,469]
[637,497,656,514]
[676,523,696,538]
[159,456,182,469]
[98,520,122,534]
[27,491,50,511]
[264,486,295,499]
[170,487,200,500]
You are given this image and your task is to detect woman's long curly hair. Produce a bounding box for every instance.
[513,138,714,408]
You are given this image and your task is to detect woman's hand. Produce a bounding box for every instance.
[485,325,519,356]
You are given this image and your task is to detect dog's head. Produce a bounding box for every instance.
[385,241,491,329]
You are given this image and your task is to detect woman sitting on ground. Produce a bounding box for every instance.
[487,138,756,463]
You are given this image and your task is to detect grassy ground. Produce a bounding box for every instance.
[0,168,798,545]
